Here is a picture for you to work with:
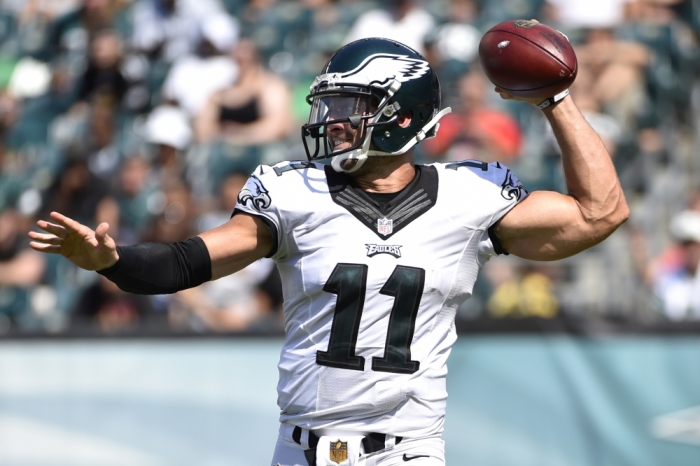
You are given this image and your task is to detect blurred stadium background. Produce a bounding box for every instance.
[0,0,699,464]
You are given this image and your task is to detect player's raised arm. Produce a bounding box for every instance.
[478,19,629,261]
[493,94,629,261]
[28,211,273,293]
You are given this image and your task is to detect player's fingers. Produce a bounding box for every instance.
[28,241,62,254]
[494,87,513,100]
[36,220,68,238]
[49,211,85,233]
[27,231,63,245]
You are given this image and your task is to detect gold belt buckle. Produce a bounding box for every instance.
[329,439,348,464]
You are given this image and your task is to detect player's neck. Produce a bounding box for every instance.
[350,152,417,193]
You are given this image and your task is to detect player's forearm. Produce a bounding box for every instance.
[543,97,629,231]
[97,238,212,294]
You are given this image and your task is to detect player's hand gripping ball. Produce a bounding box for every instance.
[478,19,577,99]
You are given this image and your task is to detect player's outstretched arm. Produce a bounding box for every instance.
[199,212,274,280]
[28,211,273,293]
[493,93,630,261]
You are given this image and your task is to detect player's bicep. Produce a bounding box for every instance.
[199,212,274,280]
[494,190,602,261]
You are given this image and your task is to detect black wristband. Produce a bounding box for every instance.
[97,237,212,294]
[537,89,569,110]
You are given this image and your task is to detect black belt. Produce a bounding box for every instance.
[292,426,402,465]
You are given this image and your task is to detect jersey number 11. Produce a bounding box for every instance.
[317,263,425,374]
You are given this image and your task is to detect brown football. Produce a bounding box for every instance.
[478,19,577,98]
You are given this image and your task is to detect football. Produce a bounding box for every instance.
[478,19,577,99]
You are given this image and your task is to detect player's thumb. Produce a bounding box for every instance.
[95,222,113,247]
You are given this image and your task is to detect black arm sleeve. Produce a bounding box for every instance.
[96,237,212,294]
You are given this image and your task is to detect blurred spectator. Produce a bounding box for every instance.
[140,177,196,245]
[0,208,45,289]
[545,0,630,30]
[160,11,239,116]
[487,262,561,320]
[624,0,691,26]
[40,153,118,228]
[573,27,650,129]
[130,0,226,62]
[77,28,126,104]
[195,169,247,231]
[343,0,435,55]
[174,258,281,332]
[113,154,158,244]
[650,210,700,320]
[143,104,192,182]
[34,0,127,64]
[50,95,124,183]
[420,68,522,163]
[423,0,481,91]
[73,274,157,332]
[193,38,292,145]
[0,208,45,331]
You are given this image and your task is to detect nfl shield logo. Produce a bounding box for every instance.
[329,439,348,463]
[377,218,393,236]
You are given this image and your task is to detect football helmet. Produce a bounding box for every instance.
[302,38,451,173]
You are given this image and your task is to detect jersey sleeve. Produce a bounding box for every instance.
[233,164,283,257]
[440,160,528,256]
[483,161,527,227]
[233,161,325,260]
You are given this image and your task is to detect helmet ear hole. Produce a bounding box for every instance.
[397,110,412,128]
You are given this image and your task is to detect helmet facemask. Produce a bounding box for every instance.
[302,78,401,173]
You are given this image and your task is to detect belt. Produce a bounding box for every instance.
[292,426,402,464]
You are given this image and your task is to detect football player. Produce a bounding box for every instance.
[29,38,629,465]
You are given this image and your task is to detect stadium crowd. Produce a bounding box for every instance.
[0,0,699,334]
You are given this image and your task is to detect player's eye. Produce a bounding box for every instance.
[326,97,367,121]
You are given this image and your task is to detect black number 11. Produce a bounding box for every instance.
[316,263,425,374]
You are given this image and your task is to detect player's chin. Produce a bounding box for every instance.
[331,142,352,152]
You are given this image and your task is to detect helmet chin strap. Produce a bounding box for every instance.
[330,123,375,173]
[331,150,368,173]
[331,138,371,173]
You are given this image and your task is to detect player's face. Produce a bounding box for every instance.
[322,96,369,152]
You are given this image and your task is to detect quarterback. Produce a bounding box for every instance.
[29,38,629,465]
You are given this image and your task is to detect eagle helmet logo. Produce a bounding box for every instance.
[336,53,431,86]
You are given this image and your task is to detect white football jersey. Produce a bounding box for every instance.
[234,160,527,438]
